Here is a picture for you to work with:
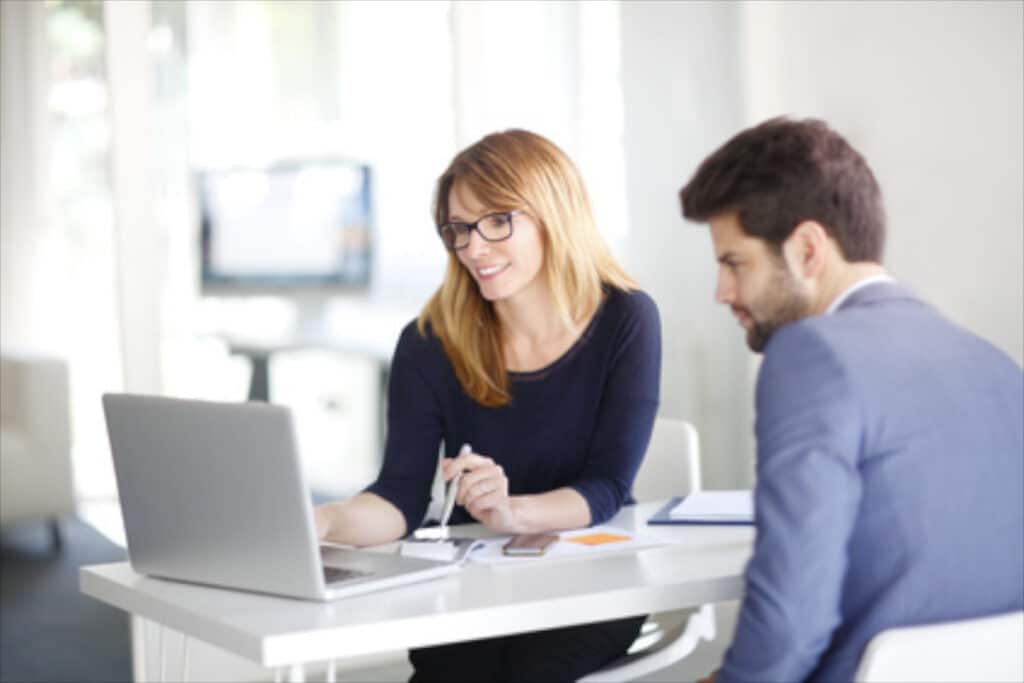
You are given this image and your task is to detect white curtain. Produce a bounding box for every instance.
[450,1,630,248]
[0,0,59,352]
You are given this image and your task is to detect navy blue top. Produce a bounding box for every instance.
[366,287,662,533]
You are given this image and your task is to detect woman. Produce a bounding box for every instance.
[315,129,661,682]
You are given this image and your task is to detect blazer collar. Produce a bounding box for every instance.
[836,280,920,312]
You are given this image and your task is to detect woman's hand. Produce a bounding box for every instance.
[313,505,331,540]
[312,493,406,547]
[443,449,523,534]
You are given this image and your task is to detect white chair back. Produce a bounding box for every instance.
[855,610,1024,682]
[580,417,712,683]
[632,417,701,501]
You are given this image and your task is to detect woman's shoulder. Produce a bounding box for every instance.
[394,317,448,368]
[602,286,661,327]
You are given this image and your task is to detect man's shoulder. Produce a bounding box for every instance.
[762,285,1021,396]
[766,284,929,361]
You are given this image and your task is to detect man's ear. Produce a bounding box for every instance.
[782,220,831,280]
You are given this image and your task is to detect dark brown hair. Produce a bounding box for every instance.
[679,117,885,261]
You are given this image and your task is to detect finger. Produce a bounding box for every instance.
[462,475,508,509]
[466,489,508,518]
[441,458,469,482]
[447,451,494,476]
[457,465,504,505]
[459,463,503,494]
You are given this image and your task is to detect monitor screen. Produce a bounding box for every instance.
[199,160,372,292]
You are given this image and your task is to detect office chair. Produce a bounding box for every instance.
[580,417,717,682]
[855,610,1024,682]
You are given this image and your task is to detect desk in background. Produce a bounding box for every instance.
[220,299,416,492]
[80,501,753,682]
[220,297,414,402]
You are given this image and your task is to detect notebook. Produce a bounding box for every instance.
[648,490,755,525]
[102,393,459,602]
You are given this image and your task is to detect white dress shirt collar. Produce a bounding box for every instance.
[826,273,895,315]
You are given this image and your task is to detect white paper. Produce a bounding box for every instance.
[399,537,483,565]
[669,490,754,521]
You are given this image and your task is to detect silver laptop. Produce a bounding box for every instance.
[102,393,458,601]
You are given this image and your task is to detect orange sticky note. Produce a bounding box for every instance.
[565,533,631,546]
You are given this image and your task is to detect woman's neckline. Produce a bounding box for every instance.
[507,293,609,381]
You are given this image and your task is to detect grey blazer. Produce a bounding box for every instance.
[718,282,1024,683]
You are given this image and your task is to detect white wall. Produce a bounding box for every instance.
[619,0,1023,489]
[619,1,757,489]
[746,0,1024,366]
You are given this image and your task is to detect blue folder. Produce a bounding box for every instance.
[647,496,755,526]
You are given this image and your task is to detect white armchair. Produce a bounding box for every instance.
[0,351,74,548]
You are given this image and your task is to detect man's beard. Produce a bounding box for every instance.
[740,267,813,352]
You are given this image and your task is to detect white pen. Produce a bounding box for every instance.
[438,443,472,537]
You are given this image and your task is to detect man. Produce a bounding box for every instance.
[680,117,1024,683]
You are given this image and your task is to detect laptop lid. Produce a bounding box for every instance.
[102,393,456,602]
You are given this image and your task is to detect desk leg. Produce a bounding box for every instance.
[158,623,166,682]
[247,352,271,402]
[287,664,306,683]
[180,636,191,682]
[131,616,149,682]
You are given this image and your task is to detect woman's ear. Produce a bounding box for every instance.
[782,220,830,281]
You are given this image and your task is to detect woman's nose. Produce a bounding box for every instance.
[463,229,491,259]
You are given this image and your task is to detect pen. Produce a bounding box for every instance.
[439,443,471,536]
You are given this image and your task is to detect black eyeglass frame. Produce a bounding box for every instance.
[437,210,522,251]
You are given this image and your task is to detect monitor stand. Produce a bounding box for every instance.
[291,294,333,344]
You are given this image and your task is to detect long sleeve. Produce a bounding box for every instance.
[718,323,863,683]
[364,324,445,535]
[569,291,661,525]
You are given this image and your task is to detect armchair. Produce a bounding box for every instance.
[0,351,74,548]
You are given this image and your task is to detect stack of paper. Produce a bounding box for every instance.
[669,490,754,523]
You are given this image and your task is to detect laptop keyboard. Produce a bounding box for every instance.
[323,566,374,585]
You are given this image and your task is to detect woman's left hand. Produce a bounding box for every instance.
[442,450,521,533]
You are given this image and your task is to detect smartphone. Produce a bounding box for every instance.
[502,533,559,556]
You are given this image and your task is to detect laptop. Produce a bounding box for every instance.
[102,393,459,601]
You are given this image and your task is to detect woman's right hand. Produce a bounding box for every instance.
[313,493,406,547]
[443,449,523,534]
[313,505,331,540]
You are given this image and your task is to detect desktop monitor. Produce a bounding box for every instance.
[199,160,373,293]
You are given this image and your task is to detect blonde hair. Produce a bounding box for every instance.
[418,129,637,407]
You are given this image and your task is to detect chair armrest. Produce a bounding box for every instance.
[1,351,71,448]
[0,351,74,519]
[579,604,718,682]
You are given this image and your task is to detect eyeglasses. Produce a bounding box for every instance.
[437,210,521,251]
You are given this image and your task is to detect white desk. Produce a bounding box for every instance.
[80,502,753,681]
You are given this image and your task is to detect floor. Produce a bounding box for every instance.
[0,517,131,683]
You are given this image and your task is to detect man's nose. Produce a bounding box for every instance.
[715,270,734,305]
